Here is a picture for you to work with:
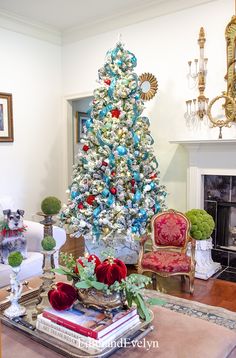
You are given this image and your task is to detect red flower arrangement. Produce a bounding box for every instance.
[53,252,151,320]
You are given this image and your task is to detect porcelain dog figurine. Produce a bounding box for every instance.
[0,209,27,264]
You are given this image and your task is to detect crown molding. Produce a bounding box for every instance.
[0,0,217,45]
[0,9,61,45]
[62,0,217,44]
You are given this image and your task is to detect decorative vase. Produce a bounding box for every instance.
[35,250,56,315]
[4,266,26,319]
[77,287,126,316]
[188,237,221,280]
[84,233,140,264]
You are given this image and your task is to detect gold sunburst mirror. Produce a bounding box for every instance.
[139,73,158,101]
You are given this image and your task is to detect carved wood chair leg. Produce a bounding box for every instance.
[189,275,194,294]
[152,273,157,290]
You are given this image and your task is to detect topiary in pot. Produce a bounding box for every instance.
[41,196,61,216]
[186,209,215,240]
[41,236,56,251]
[8,251,23,267]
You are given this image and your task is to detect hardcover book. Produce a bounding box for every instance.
[42,305,137,339]
[36,314,140,353]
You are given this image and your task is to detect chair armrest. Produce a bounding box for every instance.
[140,234,151,247]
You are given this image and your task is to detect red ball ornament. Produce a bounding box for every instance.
[131,188,136,194]
[48,282,77,311]
[110,187,117,195]
[86,195,96,205]
[74,254,101,274]
[104,79,111,85]
[77,202,84,210]
[83,145,89,152]
[111,171,116,177]
[95,258,127,286]
[150,173,157,179]
[102,161,108,167]
[130,179,135,186]
[111,109,121,118]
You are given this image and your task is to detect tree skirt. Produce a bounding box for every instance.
[143,289,236,331]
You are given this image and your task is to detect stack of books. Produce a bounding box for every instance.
[36,303,140,354]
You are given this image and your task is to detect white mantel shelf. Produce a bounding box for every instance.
[170,139,236,145]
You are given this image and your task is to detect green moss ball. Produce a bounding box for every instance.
[8,251,23,267]
[186,209,215,240]
[41,236,56,251]
[41,196,61,215]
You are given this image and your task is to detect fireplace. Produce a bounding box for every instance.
[171,139,236,270]
[204,175,236,266]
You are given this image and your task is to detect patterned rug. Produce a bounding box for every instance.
[143,289,236,331]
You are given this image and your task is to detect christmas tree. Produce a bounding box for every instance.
[60,41,167,246]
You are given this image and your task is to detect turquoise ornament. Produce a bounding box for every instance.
[133,190,142,202]
[107,194,114,206]
[116,146,127,156]
[101,188,109,198]
[133,171,141,182]
[116,59,123,66]
[71,191,78,199]
[93,207,101,218]
[132,226,138,233]
[134,151,139,157]
[85,119,92,129]
[143,152,149,160]
[150,182,156,190]
[155,202,161,213]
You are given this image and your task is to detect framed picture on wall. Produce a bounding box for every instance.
[76,111,89,143]
[0,92,13,142]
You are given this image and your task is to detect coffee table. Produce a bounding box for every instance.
[0,276,154,357]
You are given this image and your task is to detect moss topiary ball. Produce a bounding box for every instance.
[41,196,61,215]
[8,251,23,267]
[41,236,56,251]
[186,209,215,240]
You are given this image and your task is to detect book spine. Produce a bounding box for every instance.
[36,320,101,354]
[42,311,97,339]
[36,315,140,353]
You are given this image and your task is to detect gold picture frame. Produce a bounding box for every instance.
[0,92,13,142]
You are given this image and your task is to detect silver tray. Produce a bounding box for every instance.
[0,297,154,358]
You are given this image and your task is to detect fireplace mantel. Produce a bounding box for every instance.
[170,139,236,210]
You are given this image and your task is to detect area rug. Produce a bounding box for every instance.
[143,289,236,331]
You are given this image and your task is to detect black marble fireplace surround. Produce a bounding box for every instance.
[204,175,236,268]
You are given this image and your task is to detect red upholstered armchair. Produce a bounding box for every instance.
[138,209,196,294]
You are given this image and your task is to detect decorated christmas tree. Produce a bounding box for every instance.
[60,41,167,258]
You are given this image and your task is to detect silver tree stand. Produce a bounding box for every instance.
[4,266,26,319]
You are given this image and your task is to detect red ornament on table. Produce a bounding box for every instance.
[111,109,121,118]
[82,144,89,152]
[131,188,136,194]
[95,257,127,286]
[111,171,116,177]
[102,161,108,167]
[150,173,157,179]
[110,187,117,195]
[104,79,111,85]
[48,282,77,311]
[86,195,96,205]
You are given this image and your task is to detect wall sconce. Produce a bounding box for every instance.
[185,27,208,125]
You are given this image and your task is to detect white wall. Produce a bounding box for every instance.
[62,0,235,212]
[0,28,62,219]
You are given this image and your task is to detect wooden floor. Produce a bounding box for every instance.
[60,235,236,312]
